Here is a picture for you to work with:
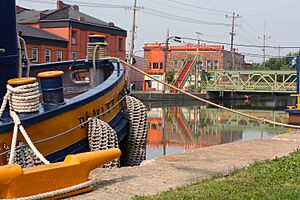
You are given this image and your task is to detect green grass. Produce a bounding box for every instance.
[133,150,300,200]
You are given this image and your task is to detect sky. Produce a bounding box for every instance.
[16,0,300,63]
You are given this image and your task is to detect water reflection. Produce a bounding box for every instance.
[146,102,289,160]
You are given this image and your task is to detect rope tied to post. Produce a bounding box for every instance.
[0,82,40,118]
[17,36,30,78]
[0,81,49,166]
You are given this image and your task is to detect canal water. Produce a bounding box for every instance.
[145,98,293,160]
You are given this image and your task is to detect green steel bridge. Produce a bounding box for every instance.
[201,70,297,93]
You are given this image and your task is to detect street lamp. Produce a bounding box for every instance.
[163,36,182,93]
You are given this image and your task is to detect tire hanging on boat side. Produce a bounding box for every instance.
[124,96,148,166]
[88,118,120,168]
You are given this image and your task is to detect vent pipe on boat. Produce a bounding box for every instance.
[0,0,19,105]
[86,35,108,88]
[38,71,65,110]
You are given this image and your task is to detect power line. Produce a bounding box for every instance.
[179,36,300,49]
[19,0,232,27]
[145,0,225,16]
[141,8,231,27]
[240,18,280,48]
[164,0,231,14]
[258,22,271,66]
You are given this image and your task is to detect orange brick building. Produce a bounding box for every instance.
[143,42,245,91]
[16,0,127,63]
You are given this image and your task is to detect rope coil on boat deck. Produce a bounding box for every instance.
[101,56,300,130]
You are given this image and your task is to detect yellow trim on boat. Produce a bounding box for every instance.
[7,77,36,85]
[0,78,125,165]
[38,70,64,78]
[0,148,121,199]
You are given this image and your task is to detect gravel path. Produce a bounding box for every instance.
[72,132,300,200]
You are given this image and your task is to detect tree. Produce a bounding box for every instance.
[166,70,175,83]
[255,50,300,70]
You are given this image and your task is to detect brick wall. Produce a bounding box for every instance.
[26,43,68,63]
[43,27,126,60]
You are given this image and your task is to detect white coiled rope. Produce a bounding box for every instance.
[0,82,40,118]
[0,82,49,166]
[15,181,92,200]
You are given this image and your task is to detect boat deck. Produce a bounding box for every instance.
[72,132,300,200]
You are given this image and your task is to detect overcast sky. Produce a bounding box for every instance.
[16,0,300,63]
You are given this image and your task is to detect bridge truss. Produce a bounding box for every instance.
[202,70,297,93]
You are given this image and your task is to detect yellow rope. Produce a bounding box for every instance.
[101,57,300,129]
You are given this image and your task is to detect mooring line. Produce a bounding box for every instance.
[103,57,300,130]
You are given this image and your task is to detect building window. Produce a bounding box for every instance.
[207,60,211,70]
[32,48,38,62]
[152,62,159,70]
[214,60,219,70]
[200,61,203,70]
[118,38,123,50]
[56,50,63,61]
[45,49,51,63]
[160,62,163,69]
[72,52,77,60]
[72,30,77,44]
[173,60,178,70]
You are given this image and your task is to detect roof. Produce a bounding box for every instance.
[17,24,68,42]
[17,9,56,24]
[16,6,126,34]
[40,7,126,32]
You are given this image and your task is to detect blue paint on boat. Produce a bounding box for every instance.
[0,60,124,132]
[45,111,128,162]
[0,0,18,102]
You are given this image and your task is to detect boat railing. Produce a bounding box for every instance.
[23,59,118,98]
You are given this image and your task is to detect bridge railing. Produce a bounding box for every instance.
[202,70,297,93]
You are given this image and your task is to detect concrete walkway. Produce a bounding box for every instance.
[73,132,300,200]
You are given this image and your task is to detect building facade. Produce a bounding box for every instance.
[17,24,68,63]
[17,0,127,63]
[143,42,245,91]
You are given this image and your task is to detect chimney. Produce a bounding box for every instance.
[72,5,79,11]
[108,22,115,27]
[77,16,85,21]
[57,0,65,10]
[16,5,29,14]
[39,13,46,19]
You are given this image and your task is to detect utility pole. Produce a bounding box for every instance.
[127,0,137,89]
[163,30,170,93]
[195,32,202,91]
[226,12,240,70]
[277,45,283,58]
[258,22,271,67]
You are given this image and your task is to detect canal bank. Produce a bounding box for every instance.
[132,91,295,103]
[132,92,207,102]
[72,132,300,200]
